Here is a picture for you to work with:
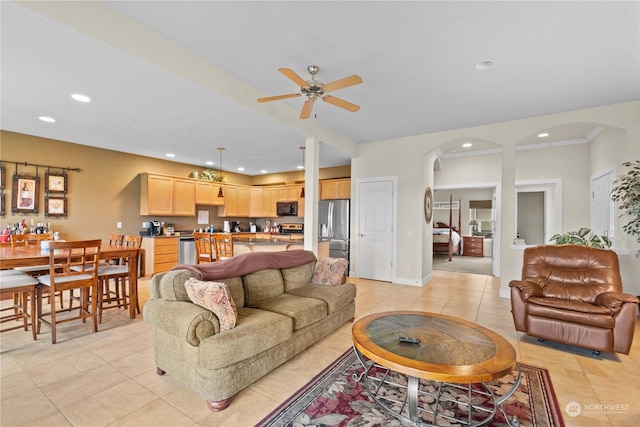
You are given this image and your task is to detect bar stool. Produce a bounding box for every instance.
[194,232,214,263]
[213,233,234,260]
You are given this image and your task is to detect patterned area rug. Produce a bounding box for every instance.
[257,349,564,427]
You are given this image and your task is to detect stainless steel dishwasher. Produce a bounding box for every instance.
[178,236,196,264]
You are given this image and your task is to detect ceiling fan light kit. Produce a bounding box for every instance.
[258,65,362,119]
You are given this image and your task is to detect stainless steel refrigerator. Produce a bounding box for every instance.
[318,199,350,261]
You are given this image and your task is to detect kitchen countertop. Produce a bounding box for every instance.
[232,236,302,246]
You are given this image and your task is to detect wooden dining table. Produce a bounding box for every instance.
[0,244,142,319]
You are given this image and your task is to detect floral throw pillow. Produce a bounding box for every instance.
[184,278,237,331]
[312,257,349,286]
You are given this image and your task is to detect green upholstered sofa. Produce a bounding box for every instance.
[143,250,356,411]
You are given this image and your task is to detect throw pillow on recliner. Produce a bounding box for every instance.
[312,257,349,286]
[184,278,237,331]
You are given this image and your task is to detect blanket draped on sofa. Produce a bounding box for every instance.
[172,250,317,280]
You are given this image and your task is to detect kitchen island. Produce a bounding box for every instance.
[232,235,329,257]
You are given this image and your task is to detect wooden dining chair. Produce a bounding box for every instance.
[11,233,63,310]
[11,233,54,276]
[213,233,234,260]
[96,235,142,322]
[194,232,214,263]
[37,239,101,344]
[0,270,39,340]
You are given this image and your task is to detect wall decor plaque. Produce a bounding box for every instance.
[12,174,39,214]
[45,172,67,193]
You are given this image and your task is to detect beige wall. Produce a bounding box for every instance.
[352,101,640,295]
[0,131,350,242]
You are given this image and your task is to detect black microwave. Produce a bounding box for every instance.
[276,201,298,216]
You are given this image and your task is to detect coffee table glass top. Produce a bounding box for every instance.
[365,313,496,365]
[352,311,516,383]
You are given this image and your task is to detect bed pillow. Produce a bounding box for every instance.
[312,257,349,286]
[184,278,237,331]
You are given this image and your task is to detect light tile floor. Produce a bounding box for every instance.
[1,270,638,426]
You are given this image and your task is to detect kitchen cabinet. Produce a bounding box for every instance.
[262,187,278,218]
[196,181,225,206]
[297,192,305,218]
[173,178,196,216]
[277,185,302,201]
[140,173,196,216]
[249,187,263,217]
[219,184,250,217]
[462,236,484,257]
[141,236,179,276]
[320,178,351,200]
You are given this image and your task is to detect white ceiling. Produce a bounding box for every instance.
[2,1,638,176]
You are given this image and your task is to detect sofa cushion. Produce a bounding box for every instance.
[218,276,245,308]
[251,293,327,330]
[199,307,292,369]
[286,283,356,315]
[311,257,349,286]
[243,269,285,305]
[281,261,315,291]
[184,278,237,332]
[156,270,198,301]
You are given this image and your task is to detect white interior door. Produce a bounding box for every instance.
[591,171,615,239]
[357,179,393,281]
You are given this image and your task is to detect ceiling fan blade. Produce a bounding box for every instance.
[279,68,310,88]
[322,95,360,112]
[299,99,314,119]
[257,93,300,103]
[323,74,363,93]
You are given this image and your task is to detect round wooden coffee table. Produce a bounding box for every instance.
[352,311,519,426]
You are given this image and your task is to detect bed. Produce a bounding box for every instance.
[432,194,462,261]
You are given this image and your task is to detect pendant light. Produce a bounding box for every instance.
[299,146,305,198]
[217,147,225,198]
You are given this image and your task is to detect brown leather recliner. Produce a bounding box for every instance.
[509,244,638,355]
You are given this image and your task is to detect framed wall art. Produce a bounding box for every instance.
[45,172,67,193]
[45,196,67,217]
[12,174,39,214]
[0,194,5,216]
[0,166,5,190]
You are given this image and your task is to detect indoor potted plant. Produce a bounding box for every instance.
[549,227,612,248]
[611,160,640,257]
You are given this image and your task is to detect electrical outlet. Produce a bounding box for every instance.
[142,222,148,228]
[117,222,122,229]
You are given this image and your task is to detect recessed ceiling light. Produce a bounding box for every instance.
[462,142,473,148]
[474,60,495,71]
[237,167,245,172]
[205,161,214,166]
[537,132,550,138]
[38,116,56,123]
[71,93,91,103]
[166,153,175,158]
[260,170,267,174]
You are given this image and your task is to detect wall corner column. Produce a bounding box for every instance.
[303,137,319,255]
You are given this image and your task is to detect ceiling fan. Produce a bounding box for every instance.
[257,65,362,119]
